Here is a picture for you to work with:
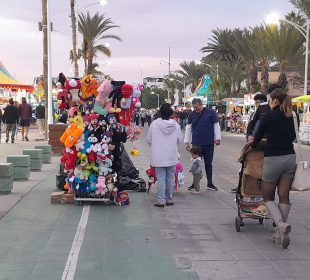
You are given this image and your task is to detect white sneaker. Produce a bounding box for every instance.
[191,190,200,194]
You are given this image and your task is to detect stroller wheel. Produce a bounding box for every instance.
[259,218,264,225]
[235,217,241,232]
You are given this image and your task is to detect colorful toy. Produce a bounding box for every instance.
[66,79,82,106]
[108,80,125,113]
[97,79,113,105]
[96,176,107,196]
[60,147,78,172]
[56,82,69,110]
[81,74,92,99]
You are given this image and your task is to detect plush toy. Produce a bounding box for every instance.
[97,79,113,105]
[96,176,107,196]
[96,154,113,176]
[60,122,77,144]
[130,148,139,156]
[66,79,82,106]
[107,113,121,132]
[81,75,92,99]
[60,147,78,172]
[100,131,112,155]
[88,173,97,192]
[69,106,78,117]
[108,80,125,113]
[89,78,99,97]
[85,96,95,114]
[77,150,88,167]
[116,191,130,206]
[56,82,69,110]
[89,113,99,132]
[131,85,142,111]
[64,126,84,148]
[106,177,115,192]
[85,162,99,173]
[93,102,109,116]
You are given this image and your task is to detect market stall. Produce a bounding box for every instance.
[56,75,144,205]
[0,61,34,103]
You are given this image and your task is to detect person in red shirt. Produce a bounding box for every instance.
[18,97,32,141]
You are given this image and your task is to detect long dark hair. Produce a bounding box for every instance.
[270,88,292,118]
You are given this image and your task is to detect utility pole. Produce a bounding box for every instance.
[41,0,48,139]
[70,0,79,77]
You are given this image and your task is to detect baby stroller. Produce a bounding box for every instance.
[235,141,270,232]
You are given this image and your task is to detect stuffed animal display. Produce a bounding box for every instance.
[57,74,144,205]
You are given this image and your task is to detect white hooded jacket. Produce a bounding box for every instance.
[146,118,183,167]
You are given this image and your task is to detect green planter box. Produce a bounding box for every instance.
[7,155,30,167]
[41,153,52,164]
[23,149,43,159]
[30,158,43,171]
[0,163,13,178]
[12,166,30,181]
[0,177,13,194]
[34,145,52,155]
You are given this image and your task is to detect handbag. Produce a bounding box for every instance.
[291,112,310,191]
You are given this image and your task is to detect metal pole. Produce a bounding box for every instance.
[157,94,159,109]
[47,0,53,124]
[304,20,309,96]
[168,46,171,101]
[183,82,185,107]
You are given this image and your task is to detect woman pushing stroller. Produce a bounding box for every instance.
[251,88,297,249]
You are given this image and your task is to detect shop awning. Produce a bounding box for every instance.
[292,95,310,102]
[0,61,34,92]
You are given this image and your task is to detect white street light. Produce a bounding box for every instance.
[266,13,309,96]
[78,0,107,14]
[151,91,160,109]
[169,78,187,107]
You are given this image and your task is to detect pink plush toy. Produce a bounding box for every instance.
[96,176,107,195]
[96,80,113,105]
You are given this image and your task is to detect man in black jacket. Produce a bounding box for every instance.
[246,84,283,142]
[2,98,19,143]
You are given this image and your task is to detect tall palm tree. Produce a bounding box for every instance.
[176,61,206,92]
[70,0,79,77]
[78,12,121,75]
[265,23,304,87]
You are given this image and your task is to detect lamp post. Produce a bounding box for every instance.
[169,78,186,107]
[266,13,309,96]
[151,91,160,109]
[160,46,171,101]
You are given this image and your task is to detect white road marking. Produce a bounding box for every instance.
[62,205,90,280]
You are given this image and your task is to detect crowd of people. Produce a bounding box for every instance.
[0,97,45,143]
[146,83,299,249]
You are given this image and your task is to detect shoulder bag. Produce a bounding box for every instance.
[291,112,310,191]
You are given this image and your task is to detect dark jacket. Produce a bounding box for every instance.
[35,105,45,119]
[18,103,32,120]
[2,105,19,124]
[252,106,296,157]
[246,103,271,137]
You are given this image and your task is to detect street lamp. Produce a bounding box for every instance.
[169,78,187,107]
[78,0,107,13]
[151,91,160,109]
[196,61,219,80]
[266,13,309,96]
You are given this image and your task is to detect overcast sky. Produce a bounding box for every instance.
[0,0,293,85]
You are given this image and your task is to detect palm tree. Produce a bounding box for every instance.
[78,12,121,75]
[176,61,206,92]
[265,23,304,87]
[70,0,79,77]
[290,0,310,18]
[163,78,177,102]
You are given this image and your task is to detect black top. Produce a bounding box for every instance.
[2,105,19,124]
[252,106,296,157]
[246,103,271,137]
[35,105,45,119]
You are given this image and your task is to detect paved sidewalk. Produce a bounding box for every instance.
[0,127,58,219]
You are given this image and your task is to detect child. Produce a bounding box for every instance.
[189,147,203,194]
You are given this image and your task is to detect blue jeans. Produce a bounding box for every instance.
[155,166,175,204]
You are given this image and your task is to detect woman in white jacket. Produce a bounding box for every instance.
[146,103,183,207]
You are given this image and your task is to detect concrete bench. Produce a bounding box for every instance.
[23,149,43,171]
[0,163,13,194]
[7,155,31,181]
[35,145,52,164]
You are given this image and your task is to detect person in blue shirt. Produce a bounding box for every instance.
[184,98,221,191]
